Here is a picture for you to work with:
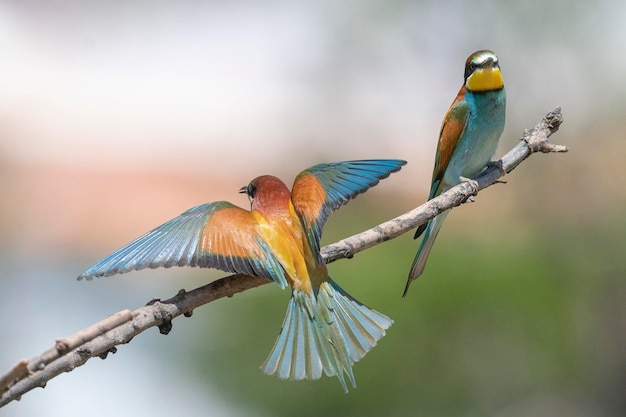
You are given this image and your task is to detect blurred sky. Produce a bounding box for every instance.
[1,1,625,416]
[1,0,624,173]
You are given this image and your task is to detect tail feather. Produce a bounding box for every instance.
[261,280,392,392]
[262,294,325,381]
[327,279,393,361]
[404,211,449,296]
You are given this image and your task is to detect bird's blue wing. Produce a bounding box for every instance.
[77,201,289,288]
[291,159,406,253]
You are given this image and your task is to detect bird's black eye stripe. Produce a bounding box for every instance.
[247,183,257,198]
[464,62,477,80]
[464,56,499,80]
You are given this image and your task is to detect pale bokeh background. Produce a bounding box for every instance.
[1,1,625,416]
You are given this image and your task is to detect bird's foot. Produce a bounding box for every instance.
[459,176,479,202]
[487,159,506,176]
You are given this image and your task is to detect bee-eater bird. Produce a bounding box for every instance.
[403,50,506,297]
[78,159,406,392]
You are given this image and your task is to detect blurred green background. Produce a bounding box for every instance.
[1,1,624,416]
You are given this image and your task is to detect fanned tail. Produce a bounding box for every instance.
[404,211,450,296]
[261,279,392,392]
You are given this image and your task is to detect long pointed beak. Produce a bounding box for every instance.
[483,56,497,68]
[238,185,248,194]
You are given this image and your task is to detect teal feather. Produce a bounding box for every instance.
[261,279,392,393]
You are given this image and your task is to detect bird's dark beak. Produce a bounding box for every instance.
[483,56,496,68]
[238,185,248,194]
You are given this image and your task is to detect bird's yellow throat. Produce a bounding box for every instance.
[466,67,504,92]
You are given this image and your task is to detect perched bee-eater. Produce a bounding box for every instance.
[78,159,406,392]
[403,50,506,296]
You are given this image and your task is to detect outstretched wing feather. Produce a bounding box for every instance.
[77,201,288,288]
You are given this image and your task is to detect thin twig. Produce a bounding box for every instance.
[0,107,566,407]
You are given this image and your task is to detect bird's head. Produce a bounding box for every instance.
[239,175,291,211]
[463,50,504,93]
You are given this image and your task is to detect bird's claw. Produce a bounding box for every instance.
[459,176,479,202]
[487,159,506,176]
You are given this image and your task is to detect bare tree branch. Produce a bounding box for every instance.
[322,106,565,262]
[0,107,566,407]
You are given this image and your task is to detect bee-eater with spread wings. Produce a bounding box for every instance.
[78,159,406,392]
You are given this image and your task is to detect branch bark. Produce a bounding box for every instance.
[0,107,566,407]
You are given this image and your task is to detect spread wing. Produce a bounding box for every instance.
[77,201,289,288]
[290,159,406,252]
[430,86,470,199]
